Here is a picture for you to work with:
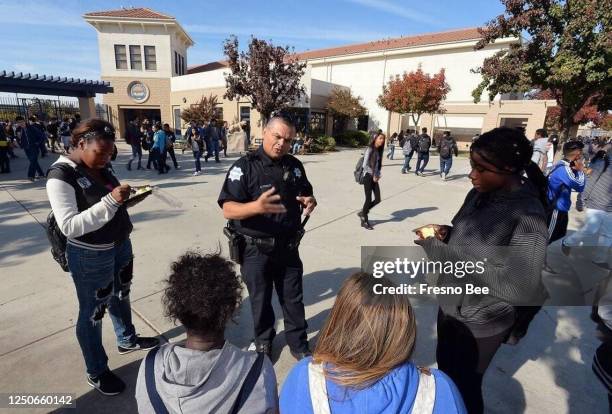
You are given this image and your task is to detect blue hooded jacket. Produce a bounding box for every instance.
[547,160,586,212]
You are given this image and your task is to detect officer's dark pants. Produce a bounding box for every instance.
[240,243,308,352]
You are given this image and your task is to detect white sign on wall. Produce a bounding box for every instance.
[127,81,150,103]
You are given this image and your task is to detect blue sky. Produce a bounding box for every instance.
[0,0,505,80]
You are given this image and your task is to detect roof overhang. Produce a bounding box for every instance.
[0,71,113,97]
[83,15,194,47]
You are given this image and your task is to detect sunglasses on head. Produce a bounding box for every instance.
[82,125,116,140]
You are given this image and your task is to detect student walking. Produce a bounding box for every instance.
[15,116,45,181]
[280,272,467,414]
[401,129,418,173]
[358,133,385,230]
[415,127,431,176]
[125,119,142,171]
[416,127,549,413]
[437,131,459,180]
[386,132,398,160]
[163,123,180,169]
[188,130,203,176]
[151,123,167,174]
[547,140,586,243]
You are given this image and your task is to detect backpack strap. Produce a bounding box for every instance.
[145,347,169,414]
[230,352,266,414]
[412,366,436,414]
[308,362,331,414]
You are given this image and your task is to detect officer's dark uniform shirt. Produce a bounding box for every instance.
[218,146,313,238]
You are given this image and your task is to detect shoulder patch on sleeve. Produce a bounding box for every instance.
[228,166,244,182]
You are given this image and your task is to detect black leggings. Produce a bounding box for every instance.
[436,310,510,414]
[362,173,381,217]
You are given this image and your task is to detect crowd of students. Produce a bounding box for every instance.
[124,118,232,176]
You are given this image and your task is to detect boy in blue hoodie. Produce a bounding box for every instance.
[547,140,586,242]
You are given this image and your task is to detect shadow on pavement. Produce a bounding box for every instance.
[369,206,438,226]
[51,359,142,414]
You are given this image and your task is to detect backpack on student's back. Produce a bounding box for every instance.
[417,135,430,153]
[354,154,365,185]
[45,164,79,272]
[439,139,452,158]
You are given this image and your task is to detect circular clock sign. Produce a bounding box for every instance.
[127,81,150,103]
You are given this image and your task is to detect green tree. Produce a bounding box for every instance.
[472,0,612,139]
[223,36,306,125]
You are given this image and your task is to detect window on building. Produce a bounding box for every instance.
[180,55,185,75]
[240,106,251,121]
[309,111,327,134]
[174,51,179,74]
[214,106,224,121]
[114,45,127,70]
[144,46,156,70]
[129,45,142,70]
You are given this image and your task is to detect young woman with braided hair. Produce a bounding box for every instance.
[415,127,550,413]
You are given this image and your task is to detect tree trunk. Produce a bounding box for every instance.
[411,113,421,130]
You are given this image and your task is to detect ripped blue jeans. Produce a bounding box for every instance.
[66,239,136,376]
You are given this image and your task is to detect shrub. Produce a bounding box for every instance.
[308,135,336,153]
[334,130,370,147]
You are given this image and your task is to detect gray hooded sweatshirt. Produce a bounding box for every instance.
[135,342,278,414]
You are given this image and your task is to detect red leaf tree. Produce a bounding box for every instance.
[377,65,450,127]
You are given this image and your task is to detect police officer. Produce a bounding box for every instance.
[218,112,317,360]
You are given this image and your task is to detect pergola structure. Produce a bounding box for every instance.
[0,70,113,119]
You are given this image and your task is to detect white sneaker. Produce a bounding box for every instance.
[441,172,446,180]
[193,171,201,176]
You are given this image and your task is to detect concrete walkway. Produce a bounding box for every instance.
[0,143,608,413]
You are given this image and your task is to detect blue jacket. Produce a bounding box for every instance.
[152,130,166,151]
[547,160,586,212]
[280,357,466,414]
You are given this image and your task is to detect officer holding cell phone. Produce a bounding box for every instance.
[218,111,317,361]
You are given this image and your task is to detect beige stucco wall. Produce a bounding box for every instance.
[101,76,172,136]
[387,99,557,149]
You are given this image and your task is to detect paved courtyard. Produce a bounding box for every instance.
[0,143,608,413]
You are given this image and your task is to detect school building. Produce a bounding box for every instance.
[84,7,556,148]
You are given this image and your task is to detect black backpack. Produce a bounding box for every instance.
[354,154,365,184]
[46,211,69,272]
[418,135,430,153]
[45,164,79,272]
[439,139,452,158]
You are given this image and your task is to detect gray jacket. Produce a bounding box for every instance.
[362,147,382,178]
[135,342,278,413]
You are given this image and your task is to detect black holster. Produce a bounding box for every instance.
[223,226,245,264]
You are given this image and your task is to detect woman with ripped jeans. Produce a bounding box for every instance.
[46,119,159,396]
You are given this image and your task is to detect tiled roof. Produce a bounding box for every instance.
[186,28,486,74]
[187,61,229,75]
[84,7,174,20]
[294,27,483,60]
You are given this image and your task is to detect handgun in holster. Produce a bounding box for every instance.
[223,225,245,264]
[288,215,310,250]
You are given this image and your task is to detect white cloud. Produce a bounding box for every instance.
[344,0,441,25]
